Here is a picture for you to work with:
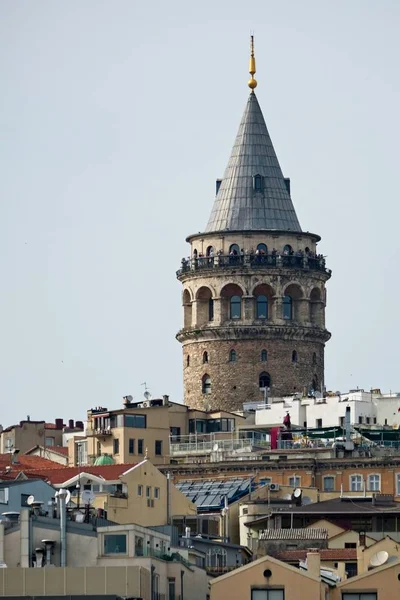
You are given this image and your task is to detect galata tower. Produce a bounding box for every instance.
[177,38,331,412]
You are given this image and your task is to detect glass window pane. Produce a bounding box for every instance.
[104,534,127,554]
[257,296,268,319]
[252,591,267,600]
[230,296,241,319]
[268,592,284,600]
[283,295,292,319]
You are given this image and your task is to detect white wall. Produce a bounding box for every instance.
[255,398,306,427]
[374,397,400,427]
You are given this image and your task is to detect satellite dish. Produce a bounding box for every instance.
[144,390,152,401]
[27,495,35,506]
[302,496,312,505]
[283,494,292,500]
[212,443,219,452]
[369,551,389,567]
[81,490,95,505]
[293,488,302,499]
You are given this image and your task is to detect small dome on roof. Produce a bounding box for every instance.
[94,454,114,466]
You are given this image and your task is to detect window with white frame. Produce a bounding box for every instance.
[288,476,301,488]
[368,474,380,492]
[350,474,363,492]
[0,488,9,504]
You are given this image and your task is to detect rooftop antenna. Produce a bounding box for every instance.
[248,34,257,91]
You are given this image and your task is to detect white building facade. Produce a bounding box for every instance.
[255,389,400,429]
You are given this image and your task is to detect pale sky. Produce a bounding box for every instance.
[1,1,399,425]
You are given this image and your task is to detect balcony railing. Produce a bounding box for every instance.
[86,428,112,437]
[177,253,329,277]
[170,436,268,456]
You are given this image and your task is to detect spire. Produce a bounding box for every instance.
[205,50,302,233]
[248,35,257,91]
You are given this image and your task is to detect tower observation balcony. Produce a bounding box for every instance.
[177,252,330,279]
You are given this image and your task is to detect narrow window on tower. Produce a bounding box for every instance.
[230,296,241,319]
[292,350,298,364]
[283,295,292,320]
[203,351,208,364]
[186,355,190,367]
[229,349,237,362]
[261,349,268,362]
[202,375,211,395]
[259,372,271,389]
[256,295,268,319]
[312,352,317,365]
[208,297,214,321]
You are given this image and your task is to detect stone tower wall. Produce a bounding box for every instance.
[182,337,325,412]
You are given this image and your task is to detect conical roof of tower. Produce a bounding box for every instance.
[205,92,302,233]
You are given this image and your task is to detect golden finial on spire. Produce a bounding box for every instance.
[248,34,257,91]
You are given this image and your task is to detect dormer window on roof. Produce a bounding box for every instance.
[253,174,265,193]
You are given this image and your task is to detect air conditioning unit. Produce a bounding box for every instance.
[269,483,280,491]
[142,402,150,408]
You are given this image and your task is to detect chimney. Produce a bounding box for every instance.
[68,419,74,429]
[163,395,170,406]
[345,406,351,443]
[306,550,321,579]
[357,539,367,574]
[55,418,63,430]
[75,421,84,430]
[359,531,366,548]
[20,509,30,568]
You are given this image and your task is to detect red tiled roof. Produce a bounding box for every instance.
[50,446,69,456]
[275,549,357,562]
[24,445,69,458]
[45,423,59,429]
[28,463,137,484]
[0,454,65,479]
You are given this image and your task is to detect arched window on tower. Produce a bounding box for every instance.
[292,350,298,364]
[202,374,211,395]
[208,298,214,321]
[203,351,208,364]
[256,243,268,254]
[230,296,242,319]
[259,372,271,389]
[229,244,240,255]
[312,375,319,392]
[312,352,317,365]
[261,349,268,362]
[206,246,214,256]
[229,349,237,362]
[256,295,268,320]
[283,244,293,255]
[283,295,292,320]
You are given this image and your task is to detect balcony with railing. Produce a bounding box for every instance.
[177,253,330,277]
[86,427,112,437]
[169,432,269,457]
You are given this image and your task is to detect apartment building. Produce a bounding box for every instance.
[76,395,245,466]
[0,418,83,455]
